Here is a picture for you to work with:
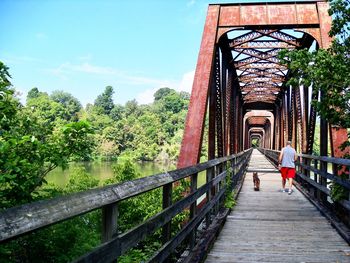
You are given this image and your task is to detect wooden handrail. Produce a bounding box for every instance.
[258,147,350,211]
[0,149,253,263]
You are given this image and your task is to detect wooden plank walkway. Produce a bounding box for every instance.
[205,149,350,263]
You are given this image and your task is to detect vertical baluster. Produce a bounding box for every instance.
[206,167,214,227]
[232,156,237,188]
[214,163,219,215]
[189,173,198,249]
[320,160,328,204]
[162,183,172,245]
[102,203,118,243]
[313,159,318,199]
[303,157,310,192]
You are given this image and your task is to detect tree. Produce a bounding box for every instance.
[0,62,17,129]
[94,86,114,115]
[110,104,124,121]
[50,90,82,121]
[27,87,46,100]
[26,92,68,126]
[124,99,140,116]
[0,62,95,208]
[154,87,175,101]
[279,0,350,128]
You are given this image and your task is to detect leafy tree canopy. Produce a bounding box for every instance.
[279,0,350,128]
[0,62,95,208]
[27,87,47,100]
[94,85,114,115]
[50,90,82,120]
[154,87,175,101]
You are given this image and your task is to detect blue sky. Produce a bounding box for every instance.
[0,0,311,106]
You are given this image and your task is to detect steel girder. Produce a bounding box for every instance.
[178,1,348,168]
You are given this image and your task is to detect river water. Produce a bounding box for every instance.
[46,161,177,187]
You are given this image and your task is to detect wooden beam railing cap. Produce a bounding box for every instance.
[0,149,251,243]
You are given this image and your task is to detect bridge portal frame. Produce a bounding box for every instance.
[178,0,348,168]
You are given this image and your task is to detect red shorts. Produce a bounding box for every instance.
[280,167,296,179]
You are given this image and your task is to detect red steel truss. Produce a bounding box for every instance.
[178,1,349,169]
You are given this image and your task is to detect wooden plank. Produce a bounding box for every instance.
[162,183,172,245]
[205,149,350,263]
[101,203,118,243]
[148,187,226,263]
[0,150,252,242]
[246,168,279,173]
[77,173,229,262]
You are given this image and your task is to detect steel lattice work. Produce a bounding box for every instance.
[178,1,349,168]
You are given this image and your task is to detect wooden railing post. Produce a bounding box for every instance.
[189,173,198,248]
[162,183,172,245]
[102,203,118,243]
[232,157,237,187]
[320,160,328,204]
[206,167,214,227]
[313,159,319,199]
[214,164,220,215]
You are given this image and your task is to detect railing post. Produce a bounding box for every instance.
[232,156,237,187]
[162,183,172,245]
[296,155,301,184]
[102,203,118,243]
[219,161,227,206]
[206,167,214,227]
[189,173,198,249]
[320,160,328,204]
[214,164,220,215]
[314,159,319,199]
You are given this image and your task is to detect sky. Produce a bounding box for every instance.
[0,0,312,106]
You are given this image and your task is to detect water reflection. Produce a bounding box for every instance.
[46,161,176,187]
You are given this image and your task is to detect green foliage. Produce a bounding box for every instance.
[251,138,259,147]
[154,87,174,101]
[65,167,99,192]
[0,61,191,262]
[329,173,350,202]
[50,90,82,121]
[27,87,46,100]
[1,168,101,263]
[0,63,95,208]
[94,86,115,115]
[328,0,350,43]
[224,165,236,209]
[278,0,350,129]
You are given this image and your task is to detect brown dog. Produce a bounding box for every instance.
[253,172,260,191]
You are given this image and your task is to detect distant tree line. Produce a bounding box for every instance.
[0,61,191,262]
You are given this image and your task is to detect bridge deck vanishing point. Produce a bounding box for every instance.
[205,149,350,262]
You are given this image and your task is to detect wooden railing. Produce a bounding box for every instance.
[0,149,252,262]
[259,148,350,243]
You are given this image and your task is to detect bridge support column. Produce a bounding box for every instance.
[177,5,220,168]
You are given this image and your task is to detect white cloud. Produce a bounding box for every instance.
[135,70,195,105]
[13,86,26,105]
[1,55,42,65]
[136,87,159,105]
[49,62,195,105]
[177,70,195,93]
[50,62,174,87]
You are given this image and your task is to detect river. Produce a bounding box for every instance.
[46,161,177,187]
